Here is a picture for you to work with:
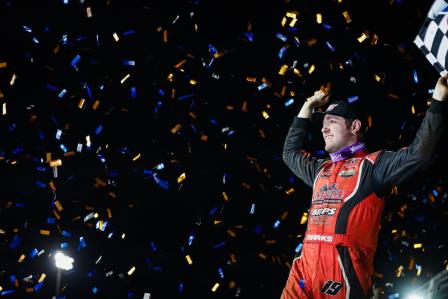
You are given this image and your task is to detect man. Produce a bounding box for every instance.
[281,76,448,299]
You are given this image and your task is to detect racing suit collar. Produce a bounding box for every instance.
[329,141,366,163]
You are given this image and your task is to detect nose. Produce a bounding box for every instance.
[321,124,329,134]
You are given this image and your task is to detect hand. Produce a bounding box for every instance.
[305,88,330,108]
[433,74,448,101]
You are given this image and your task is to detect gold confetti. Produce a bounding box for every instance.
[163,30,168,42]
[316,13,322,24]
[55,200,63,212]
[127,266,136,276]
[396,265,404,277]
[113,32,120,42]
[0,62,7,68]
[78,98,85,109]
[211,283,220,292]
[86,7,92,18]
[40,230,50,236]
[2,103,6,115]
[120,74,130,84]
[357,32,368,43]
[286,188,295,195]
[258,253,267,260]
[185,255,193,265]
[413,243,423,249]
[227,229,236,238]
[262,111,270,119]
[174,59,186,68]
[300,212,308,224]
[308,64,315,74]
[92,100,100,110]
[170,124,182,134]
[189,79,197,85]
[50,159,62,167]
[177,172,186,183]
[222,192,229,201]
[38,273,46,283]
[18,254,26,263]
[278,64,288,75]
[132,153,141,161]
[342,11,352,23]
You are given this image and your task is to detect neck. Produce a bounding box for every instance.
[329,141,366,162]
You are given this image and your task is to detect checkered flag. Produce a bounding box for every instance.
[414,0,448,75]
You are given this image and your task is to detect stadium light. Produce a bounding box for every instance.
[405,293,424,299]
[53,251,74,298]
[54,252,74,270]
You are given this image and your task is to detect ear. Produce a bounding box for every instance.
[351,119,362,135]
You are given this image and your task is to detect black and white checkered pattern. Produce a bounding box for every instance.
[414,0,448,75]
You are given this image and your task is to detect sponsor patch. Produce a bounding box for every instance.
[339,168,356,177]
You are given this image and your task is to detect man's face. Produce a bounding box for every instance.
[321,114,357,153]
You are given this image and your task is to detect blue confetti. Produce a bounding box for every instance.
[1,290,16,296]
[244,31,254,42]
[36,181,46,189]
[12,147,24,155]
[22,25,32,32]
[59,144,68,152]
[9,235,21,249]
[322,23,332,30]
[347,96,359,103]
[278,46,287,58]
[326,41,336,52]
[218,267,224,278]
[178,93,193,101]
[130,87,137,98]
[258,83,268,91]
[30,248,38,258]
[295,243,303,253]
[212,241,226,249]
[413,70,419,83]
[273,220,281,228]
[299,279,305,289]
[284,98,294,107]
[58,89,67,98]
[388,293,400,299]
[276,32,287,42]
[70,54,81,68]
[95,125,103,135]
[188,234,195,246]
[61,230,72,237]
[47,217,56,224]
[92,287,98,294]
[123,30,136,36]
[209,207,218,216]
[150,241,157,252]
[208,43,218,55]
[34,282,44,292]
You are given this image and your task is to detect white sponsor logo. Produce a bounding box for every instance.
[306,234,334,242]
[349,143,364,153]
[326,104,338,112]
[311,207,337,216]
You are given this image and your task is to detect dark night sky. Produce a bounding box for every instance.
[0,0,447,298]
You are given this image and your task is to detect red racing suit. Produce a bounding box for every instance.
[281,100,447,299]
